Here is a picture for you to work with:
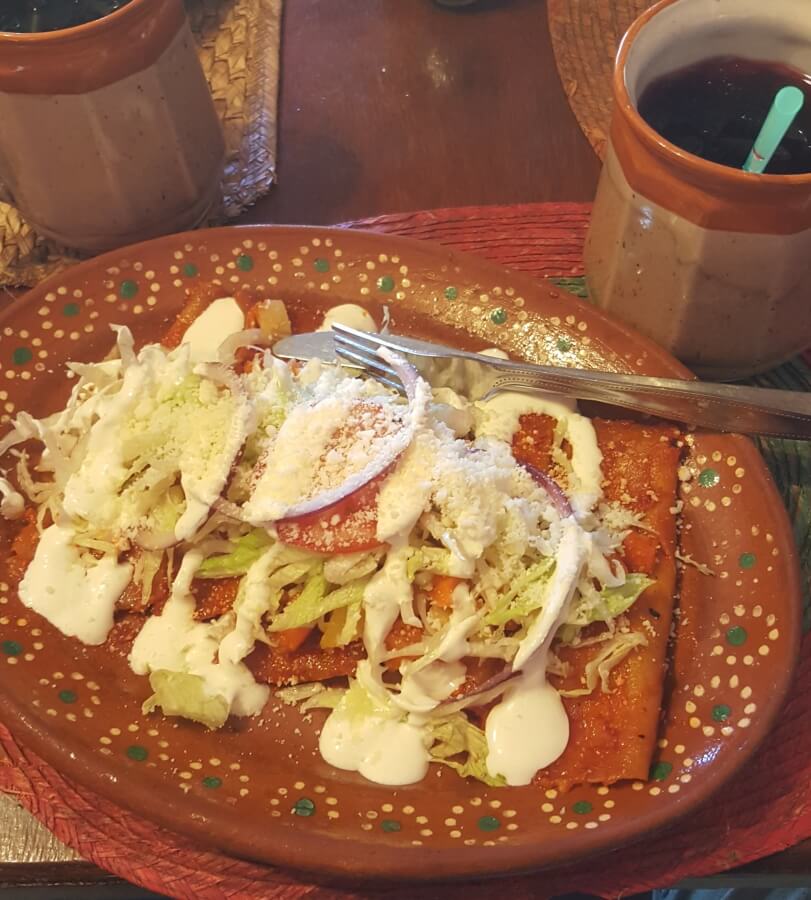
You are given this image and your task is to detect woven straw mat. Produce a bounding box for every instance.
[547,0,657,158]
[0,0,282,289]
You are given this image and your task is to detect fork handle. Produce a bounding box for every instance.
[490,366,811,440]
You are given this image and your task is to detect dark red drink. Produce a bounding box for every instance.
[638,56,811,174]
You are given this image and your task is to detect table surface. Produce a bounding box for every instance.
[1,0,808,895]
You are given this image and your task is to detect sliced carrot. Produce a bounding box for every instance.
[429,575,464,609]
[274,626,314,654]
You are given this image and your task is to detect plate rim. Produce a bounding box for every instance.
[0,223,802,881]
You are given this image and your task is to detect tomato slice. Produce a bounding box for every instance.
[275,466,392,554]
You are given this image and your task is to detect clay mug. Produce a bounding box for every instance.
[0,0,225,253]
[584,0,811,380]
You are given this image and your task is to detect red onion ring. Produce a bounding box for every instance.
[520,461,573,518]
[276,352,427,522]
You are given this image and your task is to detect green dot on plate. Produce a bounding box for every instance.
[126,745,148,762]
[236,254,254,272]
[490,307,508,325]
[313,257,330,273]
[698,468,720,488]
[650,761,673,781]
[477,815,500,832]
[726,625,748,646]
[377,275,395,292]
[292,797,316,817]
[12,347,32,365]
[572,800,592,814]
[556,337,572,353]
[182,263,199,277]
[58,689,77,704]
[119,280,138,299]
[381,819,402,832]
[739,552,756,569]
[62,302,80,318]
[1,640,22,656]
[712,704,731,722]
[202,775,222,789]
[444,286,458,301]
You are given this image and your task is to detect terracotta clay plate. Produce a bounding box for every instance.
[0,227,801,880]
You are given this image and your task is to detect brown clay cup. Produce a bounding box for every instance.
[584,0,811,380]
[0,0,225,253]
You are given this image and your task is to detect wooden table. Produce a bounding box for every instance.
[1,0,808,895]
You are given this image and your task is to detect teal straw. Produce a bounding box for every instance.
[743,85,805,174]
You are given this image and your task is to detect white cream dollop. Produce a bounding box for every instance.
[478,347,510,360]
[485,667,570,785]
[19,524,132,645]
[318,661,430,785]
[317,304,377,333]
[319,710,429,785]
[180,297,245,364]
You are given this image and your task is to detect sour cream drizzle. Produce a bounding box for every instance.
[474,391,603,518]
[482,519,590,785]
[318,660,429,785]
[19,524,132,645]
[485,663,570,785]
[363,544,417,655]
[129,551,269,717]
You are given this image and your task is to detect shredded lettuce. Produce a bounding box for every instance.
[276,683,345,712]
[131,549,163,608]
[218,553,317,664]
[560,631,649,697]
[319,600,363,648]
[567,573,654,626]
[323,551,380,585]
[483,556,555,627]
[335,677,388,723]
[267,573,368,632]
[59,346,250,543]
[198,529,273,578]
[428,714,505,787]
[406,547,455,581]
[136,485,185,548]
[142,669,229,730]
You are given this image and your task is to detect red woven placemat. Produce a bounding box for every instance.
[2,202,810,899]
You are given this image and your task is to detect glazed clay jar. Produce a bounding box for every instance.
[584,0,811,380]
[0,0,224,253]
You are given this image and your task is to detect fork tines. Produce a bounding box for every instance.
[332,325,405,394]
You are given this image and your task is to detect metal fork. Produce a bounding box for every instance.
[330,324,811,440]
